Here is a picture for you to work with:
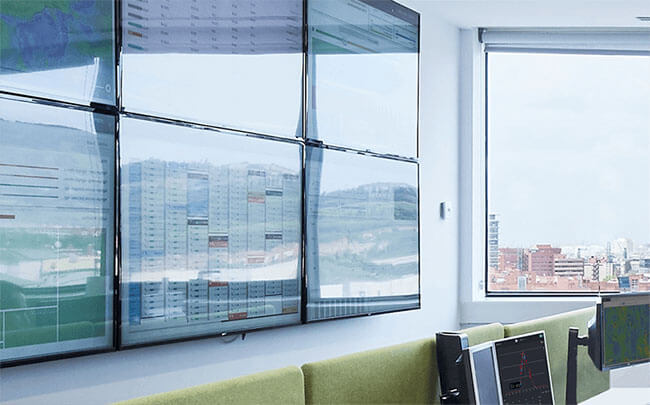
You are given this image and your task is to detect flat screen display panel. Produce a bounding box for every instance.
[307,0,419,158]
[0,96,115,363]
[602,293,650,369]
[469,343,502,405]
[305,146,419,321]
[121,0,302,138]
[119,117,302,346]
[494,332,554,405]
[0,0,116,106]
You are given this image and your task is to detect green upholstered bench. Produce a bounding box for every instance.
[116,308,609,405]
[505,307,609,405]
[302,338,438,404]
[116,366,305,405]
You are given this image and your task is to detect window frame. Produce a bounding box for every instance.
[482,38,649,298]
[486,51,601,298]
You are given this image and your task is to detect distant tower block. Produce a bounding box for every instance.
[592,258,600,281]
[488,214,499,270]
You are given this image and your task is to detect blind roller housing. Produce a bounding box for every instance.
[480,29,650,55]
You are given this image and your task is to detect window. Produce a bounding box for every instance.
[486,49,650,294]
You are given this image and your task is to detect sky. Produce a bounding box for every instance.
[488,52,650,248]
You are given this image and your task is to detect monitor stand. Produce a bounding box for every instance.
[566,327,590,405]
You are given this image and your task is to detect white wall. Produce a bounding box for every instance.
[0,4,462,404]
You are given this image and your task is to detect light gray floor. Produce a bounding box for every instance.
[610,363,650,388]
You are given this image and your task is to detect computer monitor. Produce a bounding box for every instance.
[468,342,503,405]
[589,292,650,370]
[493,331,554,405]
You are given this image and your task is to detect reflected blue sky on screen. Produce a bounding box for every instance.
[309,52,418,156]
[120,117,300,166]
[317,150,418,194]
[122,53,302,137]
[488,53,650,247]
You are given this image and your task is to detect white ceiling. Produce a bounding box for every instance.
[406,0,650,28]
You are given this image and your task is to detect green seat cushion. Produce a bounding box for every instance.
[504,307,609,405]
[457,322,505,346]
[116,366,305,405]
[302,338,438,404]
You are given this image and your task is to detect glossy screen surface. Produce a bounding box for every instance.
[305,147,419,321]
[307,0,419,157]
[472,345,501,405]
[119,117,302,345]
[121,0,303,138]
[0,97,115,362]
[0,0,116,105]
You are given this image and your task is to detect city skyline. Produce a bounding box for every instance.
[489,213,650,255]
[487,212,650,292]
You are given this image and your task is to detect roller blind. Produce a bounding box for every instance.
[480,29,650,56]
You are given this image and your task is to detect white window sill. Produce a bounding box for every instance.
[460,295,598,325]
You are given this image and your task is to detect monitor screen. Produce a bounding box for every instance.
[307,0,419,158]
[0,96,115,362]
[0,0,116,106]
[494,332,554,405]
[119,116,302,346]
[601,293,650,369]
[469,343,502,405]
[305,146,419,321]
[121,0,303,138]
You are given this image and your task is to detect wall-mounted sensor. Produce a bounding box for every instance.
[440,202,452,219]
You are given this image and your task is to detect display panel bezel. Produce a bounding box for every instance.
[118,0,305,140]
[0,94,117,366]
[305,0,421,159]
[117,114,304,347]
[468,342,504,405]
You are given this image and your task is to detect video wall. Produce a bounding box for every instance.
[0,0,419,363]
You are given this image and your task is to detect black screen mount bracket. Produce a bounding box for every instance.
[566,327,590,405]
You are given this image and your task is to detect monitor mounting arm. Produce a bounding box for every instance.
[566,327,590,405]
